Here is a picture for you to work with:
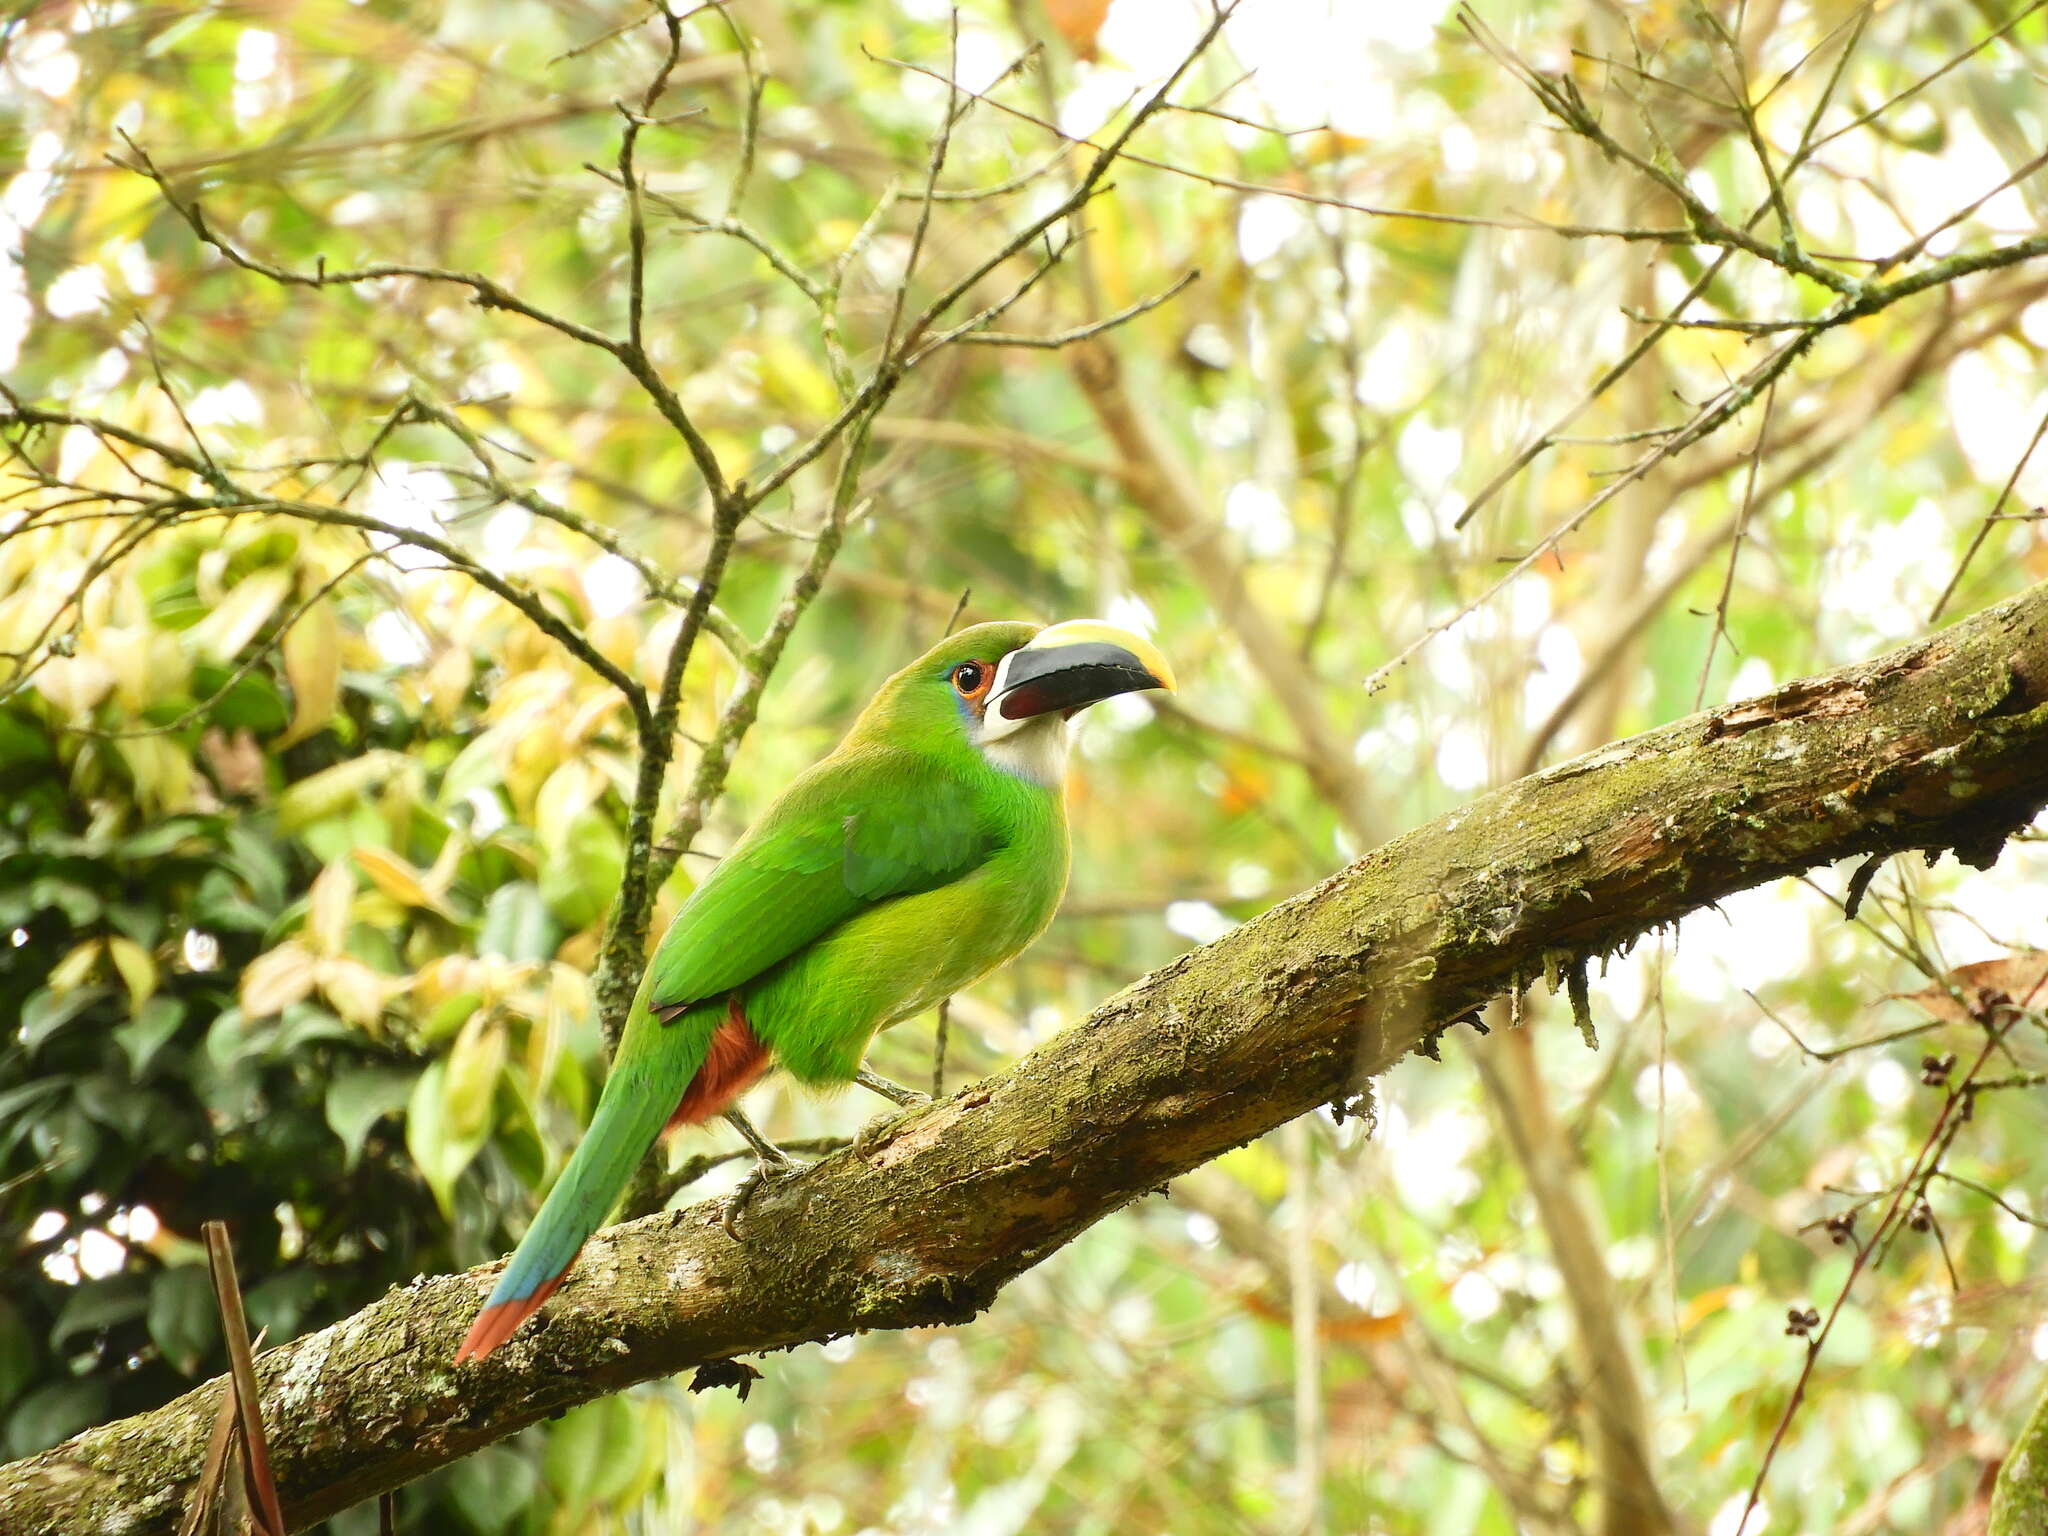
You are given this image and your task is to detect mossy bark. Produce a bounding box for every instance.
[6,583,2048,1535]
[1993,1374,2048,1535]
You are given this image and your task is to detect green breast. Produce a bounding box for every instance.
[741,761,1069,1085]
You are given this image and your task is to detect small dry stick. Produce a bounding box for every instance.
[202,1220,286,1535]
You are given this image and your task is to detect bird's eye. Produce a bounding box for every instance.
[951,660,989,698]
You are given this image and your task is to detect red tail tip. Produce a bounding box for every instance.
[453,1274,566,1365]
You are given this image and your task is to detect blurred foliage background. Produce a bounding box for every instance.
[4,0,2048,1532]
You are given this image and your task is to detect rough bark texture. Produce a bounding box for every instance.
[1992,1373,2048,1535]
[7,583,2048,1535]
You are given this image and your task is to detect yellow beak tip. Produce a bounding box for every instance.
[1031,619,1175,693]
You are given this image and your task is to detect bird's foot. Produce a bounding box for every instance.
[720,1151,806,1240]
[719,1108,808,1240]
[853,1067,931,1109]
[851,1112,902,1160]
[849,1068,932,1158]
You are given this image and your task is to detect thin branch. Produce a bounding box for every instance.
[877,52,1699,245]
[1930,404,2048,621]
[1695,381,1775,708]
[950,269,1200,348]
[617,2,690,356]
[112,133,622,352]
[0,400,657,733]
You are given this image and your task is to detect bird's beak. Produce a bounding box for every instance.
[982,620,1175,739]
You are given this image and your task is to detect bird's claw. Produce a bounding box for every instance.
[720,1153,807,1241]
[851,1112,902,1159]
[853,1067,931,1109]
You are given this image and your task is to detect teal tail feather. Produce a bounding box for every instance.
[453,997,766,1363]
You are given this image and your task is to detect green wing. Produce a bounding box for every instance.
[641,745,992,1017]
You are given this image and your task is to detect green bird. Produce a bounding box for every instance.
[455,619,1174,1362]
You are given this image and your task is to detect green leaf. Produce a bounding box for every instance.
[407,1060,490,1217]
[585,1393,648,1506]
[20,986,109,1051]
[443,1016,507,1140]
[244,1269,323,1342]
[53,1276,150,1349]
[115,995,186,1076]
[0,1080,65,1151]
[115,816,214,861]
[223,823,287,909]
[74,1073,156,1138]
[477,881,558,964]
[437,726,510,807]
[269,1001,354,1056]
[4,1379,108,1460]
[0,1299,38,1412]
[325,1066,416,1169]
[544,1396,635,1517]
[202,668,290,735]
[105,901,164,948]
[147,1263,218,1376]
[447,1445,542,1534]
[140,8,212,56]
[191,868,274,933]
[492,1074,548,1192]
[0,709,53,769]
[24,876,102,926]
[537,811,624,931]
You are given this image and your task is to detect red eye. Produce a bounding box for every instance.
[951,660,990,698]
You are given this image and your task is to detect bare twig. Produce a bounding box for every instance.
[1695,381,1775,708]
[1930,404,2048,621]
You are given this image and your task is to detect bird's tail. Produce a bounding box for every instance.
[453,996,769,1364]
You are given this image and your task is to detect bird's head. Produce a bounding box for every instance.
[858,619,1175,784]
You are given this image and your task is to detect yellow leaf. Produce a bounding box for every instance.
[185,567,293,664]
[49,939,104,994]
[443,1013,507,1139]
[308,861,354,956]
[276,596,341,748]
[424,827,465,892]
[413,953,483,1008]
[534,760,604,853]
[534,962,590,1086]
[33,654,116,717]
[105,935,157,1010]
[95,625,152,713]
[413,955,486,1040]
[316,955,395,1030]
[115,736,197,817]
[423,644,472,722]
[242,942,317,1019]
[277,750,410,831]
[353,845,457,919]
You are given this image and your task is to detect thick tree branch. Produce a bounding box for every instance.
[8,582,2048,1533]
[1992,1371,2048,1534]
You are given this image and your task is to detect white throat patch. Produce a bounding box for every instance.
[980,711,1069,786]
